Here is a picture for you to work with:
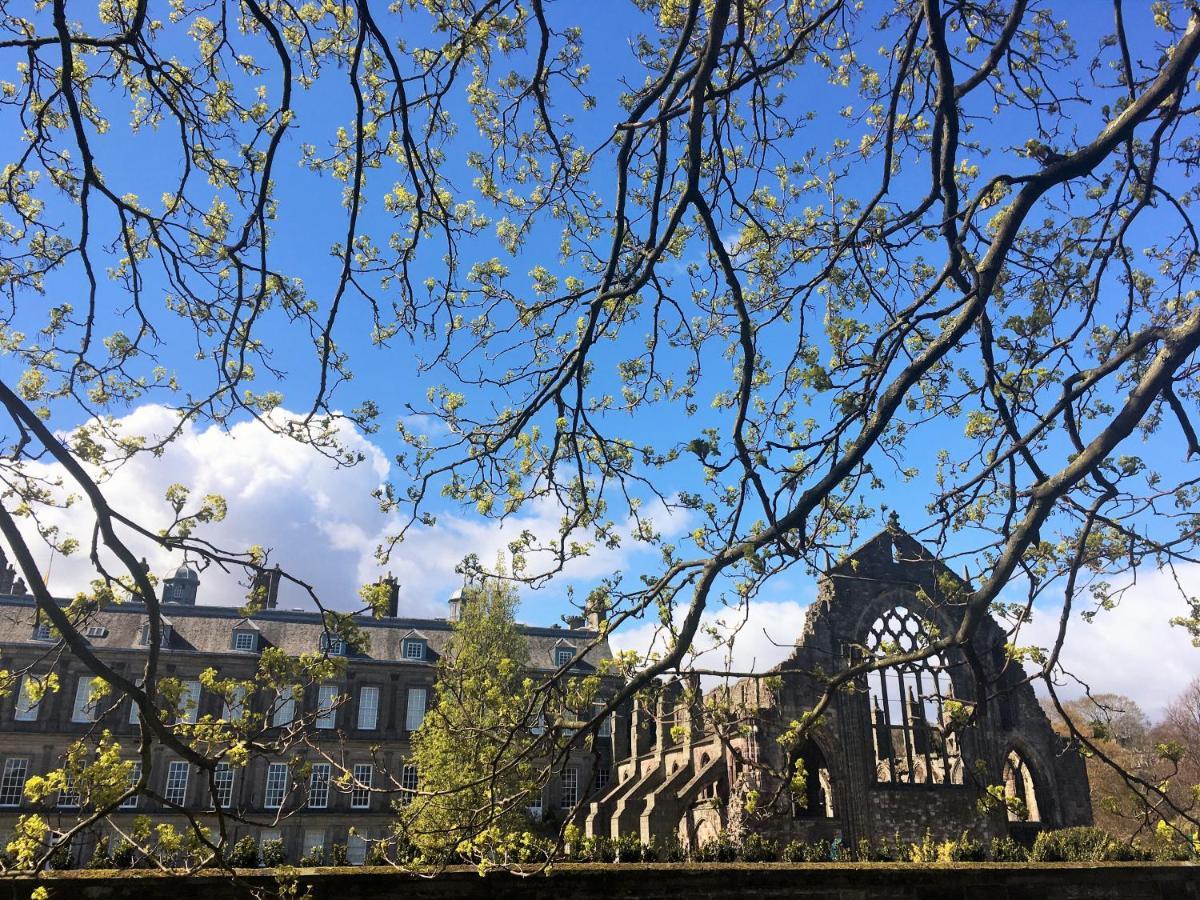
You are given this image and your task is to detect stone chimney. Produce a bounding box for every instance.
[0,543,28,596]
[584,589,609,631]
[381,573,400,618]
[251,564,282,609]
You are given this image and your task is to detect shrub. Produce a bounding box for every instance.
[613,832,655,862]
[85,836,113,870]
[658,836,687,863]
[573,835,615,863]
[393,834,420,864]
[987,836,1028,862]
[1029,826,1147,862]
[229,835,260,868]
[782,839,832,862]
[741,833,778,862]
[365,842,389,865]
[853,836,899,862]
[298,847,324,867]
[692,831,740,863]
[907,830,939,863]
[939,833,985,862]
[259,838,287,867]
[808,839,834,862]
[47,843,73,871]
[328,843,349,866]
[1149,832,1196,862]
[110,840,138,870]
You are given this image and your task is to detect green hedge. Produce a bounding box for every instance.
[45,825,1199,872]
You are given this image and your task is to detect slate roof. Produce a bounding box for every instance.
[0,595,610,672]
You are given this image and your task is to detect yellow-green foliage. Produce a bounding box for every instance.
[403,576,540,863]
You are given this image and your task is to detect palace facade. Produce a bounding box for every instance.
[0,565,611,864]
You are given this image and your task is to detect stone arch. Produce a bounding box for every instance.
[1003,747,1043,823]
[791,739,835,818]
[863,600,964,785]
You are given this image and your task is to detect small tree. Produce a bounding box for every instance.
[403,575,539,863]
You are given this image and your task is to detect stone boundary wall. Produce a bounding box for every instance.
[1,862,1197,899]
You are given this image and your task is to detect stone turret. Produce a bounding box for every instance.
[163,564,200,605]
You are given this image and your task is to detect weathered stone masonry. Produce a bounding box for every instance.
[585,524,1092,848]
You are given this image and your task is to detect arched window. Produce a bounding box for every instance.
[791,740,834,819]
[866,605,963,785]
[1003,750,1041,822]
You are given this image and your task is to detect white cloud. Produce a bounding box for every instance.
[19,404,403,613]
[1022,564,1200,720]
[15,404,689,622]
[610,589,816,686]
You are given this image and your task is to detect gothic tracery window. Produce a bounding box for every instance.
[865,605,963,785]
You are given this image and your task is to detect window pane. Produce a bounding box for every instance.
[264,763,288,809]
[308,763,330,809]
[346,833,368,865]
[121,761,141,809]
[222,685,248,723]
[399,764,418,805]
[404,688,426,732]
[357,686,379,731]
[303,829,325,857]
[14,675,39,722]
[213,762,235,808]
[560,767,578,808]
[0,758,28,807]
[72,676,97,723]
[164,761,190,806]
[58,774,80,808]
[350,763,372,810]
[272,692,296,728]
[179,680,201,724]
[316,684,338,729]
[234,631,257,652]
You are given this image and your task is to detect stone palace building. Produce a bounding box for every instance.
[0,524,1090,863]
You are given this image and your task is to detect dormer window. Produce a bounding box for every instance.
[403,639,426,661]
[85,625,108,639]
[139,622,172,647]
[555,646,574,668]
[232,630,258,652]
[33,622,53,641]
[319,632,346,656]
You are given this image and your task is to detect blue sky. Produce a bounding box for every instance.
[1,2,1197,715]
